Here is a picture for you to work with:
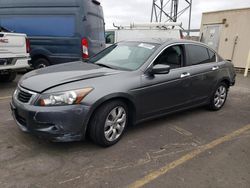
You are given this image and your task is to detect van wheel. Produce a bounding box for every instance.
[89,100,128,147]
[0,71,17,82]
[208,82,228,111]
[33,58,50,69]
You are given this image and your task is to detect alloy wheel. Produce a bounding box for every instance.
[104,106,127,142]
[214,85,227,108]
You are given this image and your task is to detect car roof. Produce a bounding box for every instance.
[123,38,172,44]
[123,38,204,46]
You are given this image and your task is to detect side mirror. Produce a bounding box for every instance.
[151,64,170,74]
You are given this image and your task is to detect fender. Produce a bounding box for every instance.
[82,92,137,137]
[208,76,231,99]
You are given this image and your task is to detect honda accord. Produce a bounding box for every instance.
[11,39,236,146]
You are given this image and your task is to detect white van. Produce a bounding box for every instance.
[105,22,183,46]
[0,30,30,82]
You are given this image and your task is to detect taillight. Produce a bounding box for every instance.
[81,38,89,59]
[26,38,30,53]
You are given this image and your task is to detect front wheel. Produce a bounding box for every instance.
[89,100,128,147]
[208,82,228,111]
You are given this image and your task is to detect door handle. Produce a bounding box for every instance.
[180,72,191,78]
[212,66,219,71]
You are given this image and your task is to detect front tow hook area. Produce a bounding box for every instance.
[10,102,29,132]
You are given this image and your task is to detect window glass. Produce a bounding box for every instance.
[208,49,216,62]
[154,45,183,69]
[186,44,210,65]
[0,15,75,37]
[103,46,131,61]
[105,31,115,44]
[89,42,159,71]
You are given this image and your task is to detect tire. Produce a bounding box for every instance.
[0,71,17,82]
[89,100,128,147]
[33,58,50,69]
[208,82,228,111]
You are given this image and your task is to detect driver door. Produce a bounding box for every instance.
[138,45,193,119]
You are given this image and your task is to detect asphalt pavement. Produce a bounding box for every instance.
[0,73,249,188]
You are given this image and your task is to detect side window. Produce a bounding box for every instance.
[186,44,211,65]
[208,49,216,62]
[105,31,115,44]
[154,45,183,69]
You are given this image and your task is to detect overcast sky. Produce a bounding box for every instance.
[100,0,250,30]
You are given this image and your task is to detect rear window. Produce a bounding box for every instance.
[186,44,216,66]
[0,15,75,37]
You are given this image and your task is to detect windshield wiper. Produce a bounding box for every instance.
[95,63,131,71]
[95,63,116,70]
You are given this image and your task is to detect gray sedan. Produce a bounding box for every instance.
[11,39,236,147]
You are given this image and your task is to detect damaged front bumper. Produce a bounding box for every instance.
[10,98,91,142]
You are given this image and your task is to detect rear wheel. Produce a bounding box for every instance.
[33,58,50,69]
[208,82,228,111]
[0,71,17,82]
[89,100,128,147]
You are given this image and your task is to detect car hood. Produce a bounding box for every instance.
[19,61,122,93]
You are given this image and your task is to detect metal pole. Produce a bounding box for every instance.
[170,0,173,18]
[244,49,250,77]
[150,0,155,22]
[173,0,178,22]
[154,5,158,22]
[159,0,163,22]
[187,0,192,36]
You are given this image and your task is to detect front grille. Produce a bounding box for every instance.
[17,89,32,103]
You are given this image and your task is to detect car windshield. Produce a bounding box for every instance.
[89,42,159,71]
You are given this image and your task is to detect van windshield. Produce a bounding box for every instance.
[89,42,159,71]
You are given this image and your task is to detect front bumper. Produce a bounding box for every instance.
[10,97,91,142]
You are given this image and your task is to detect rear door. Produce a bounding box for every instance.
[184,44,219,103]
[85,0,105,57]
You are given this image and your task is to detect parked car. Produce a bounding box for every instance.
[11,39,236,147]
[0,28,30,82]
[0,0,105,69]
[106,22,183,46]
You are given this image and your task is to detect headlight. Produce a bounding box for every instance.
[38,88,93,106]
